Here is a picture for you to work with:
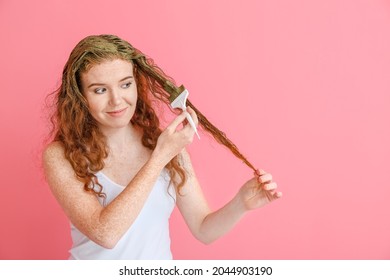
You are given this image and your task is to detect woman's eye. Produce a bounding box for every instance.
[122,82,132,89]
[95,88,107,94]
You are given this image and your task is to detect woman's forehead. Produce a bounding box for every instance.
[80,59,134,87]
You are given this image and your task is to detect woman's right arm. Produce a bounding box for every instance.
[43,110,196,249]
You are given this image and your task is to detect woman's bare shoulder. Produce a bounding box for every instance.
[43,141,65,160]
[42,141,74,180]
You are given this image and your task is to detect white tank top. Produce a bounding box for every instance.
[69,169,176,260]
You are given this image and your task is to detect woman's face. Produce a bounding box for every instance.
[80,59,137,133]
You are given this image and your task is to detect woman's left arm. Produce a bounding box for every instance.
[176,150,282,244]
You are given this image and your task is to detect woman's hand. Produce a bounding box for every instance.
[152,107,199,166]
[236,169,282,211]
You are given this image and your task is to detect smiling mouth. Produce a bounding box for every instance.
[107,107,127,116]
[108,107,126,113]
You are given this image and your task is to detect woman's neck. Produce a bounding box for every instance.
[103,123,142,153]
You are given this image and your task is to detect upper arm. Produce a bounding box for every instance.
[43,142,104,243]
[175,149,211,238]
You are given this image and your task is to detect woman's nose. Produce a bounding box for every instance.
[109,89,122,106]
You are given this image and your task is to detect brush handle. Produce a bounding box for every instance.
[184,111,200,139]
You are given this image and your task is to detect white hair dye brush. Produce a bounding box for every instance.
[168,86,200,139]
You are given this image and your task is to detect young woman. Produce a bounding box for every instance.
[43,34,282,259]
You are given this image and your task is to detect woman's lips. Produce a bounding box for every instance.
[107,107,127,117]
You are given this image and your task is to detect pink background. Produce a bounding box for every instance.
[1,0,389,259]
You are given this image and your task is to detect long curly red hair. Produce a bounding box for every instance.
[49,35,187,198]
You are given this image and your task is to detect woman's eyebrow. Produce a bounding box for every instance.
[119,76,134,82]
[87,76,134,88]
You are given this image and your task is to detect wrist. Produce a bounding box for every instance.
[149,150,169,169]
[232,191,249,216]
